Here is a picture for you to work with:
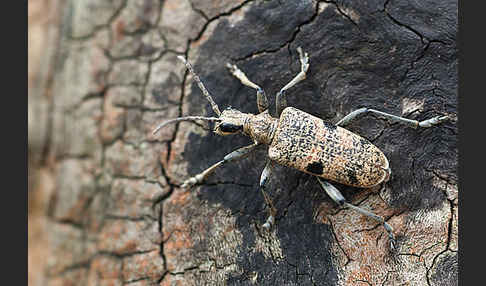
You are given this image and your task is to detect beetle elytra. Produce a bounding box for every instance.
[153,48,448,250]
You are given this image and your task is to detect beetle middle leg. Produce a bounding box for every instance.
[336,107,448,129]
[259,161,277,230]
[182,142,260,188]
[226,63,269,113]
[317,178,396,250]
[276,47,310,116]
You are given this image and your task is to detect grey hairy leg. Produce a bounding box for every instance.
[276,47,309,116]
[259,161,277,230]
[336,107,448,129]
[226,63,269,113]
[182,143,260,188]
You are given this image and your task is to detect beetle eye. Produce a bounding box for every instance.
[218,123,242,133]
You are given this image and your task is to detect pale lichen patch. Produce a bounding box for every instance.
[227,2,251,28]
[401,97,425,116]
[403,200,451,270]
[431,173,458,202]
[252,226,284,262]
[318,2,331,14]
[342,8,360,23]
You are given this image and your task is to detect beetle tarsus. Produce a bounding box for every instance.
[262,215,274,230]
[418,115,449,128]
[181,175,202,189]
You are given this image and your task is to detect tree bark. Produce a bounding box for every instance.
[28,0,458,285]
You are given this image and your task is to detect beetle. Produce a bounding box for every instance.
[153,47,448,249]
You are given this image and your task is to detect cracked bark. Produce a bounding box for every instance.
[28,0,457,285]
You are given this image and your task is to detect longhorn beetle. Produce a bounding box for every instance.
[153,48,448,249]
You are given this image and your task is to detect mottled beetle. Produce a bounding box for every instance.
[153,48,448,249]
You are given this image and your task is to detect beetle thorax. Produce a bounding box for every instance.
[243,111,277,145]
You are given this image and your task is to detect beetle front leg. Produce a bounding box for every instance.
[317,178,396,250]
[226,63,269,113]
[182,143,260,188]
[276,47,309,116]
[259,161,277,230]
[336,107,448,129]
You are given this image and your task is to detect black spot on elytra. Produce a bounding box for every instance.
[306,161,324,175]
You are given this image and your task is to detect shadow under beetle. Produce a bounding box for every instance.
[153,47,449,250]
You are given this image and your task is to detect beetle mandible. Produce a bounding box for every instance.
[153,48,448,249]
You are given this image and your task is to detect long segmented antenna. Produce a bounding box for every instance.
[152,116,221,135]
[178,56,221,116]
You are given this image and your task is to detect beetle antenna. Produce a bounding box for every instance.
[152,116,222,135]
[178,56,222,116]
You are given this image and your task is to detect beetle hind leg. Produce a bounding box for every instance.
[317,178,396,250]
[336,107,449,129]
[226,63,269,113]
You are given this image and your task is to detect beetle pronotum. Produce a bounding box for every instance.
[153,48,448,249]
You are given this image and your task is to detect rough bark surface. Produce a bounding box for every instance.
[28,0,458,285]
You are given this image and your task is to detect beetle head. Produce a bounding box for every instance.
[214,108,248,136]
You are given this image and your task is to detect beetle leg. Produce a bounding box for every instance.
[181,143,260,188]
[317,178,396,250]
[226,63,269,113]
[276,47,310,116]
[336,107,449,129]
[259,161,277,230]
